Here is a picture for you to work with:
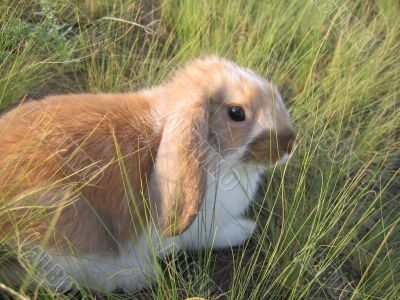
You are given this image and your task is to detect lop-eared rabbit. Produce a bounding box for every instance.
[0,56,295,292]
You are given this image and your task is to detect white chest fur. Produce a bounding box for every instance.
[175,162,264,249]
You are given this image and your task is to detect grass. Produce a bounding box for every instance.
[0,0,399,299]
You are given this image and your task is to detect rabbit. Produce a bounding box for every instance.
[0,56,295,293]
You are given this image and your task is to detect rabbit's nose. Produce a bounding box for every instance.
[279,130,296,154]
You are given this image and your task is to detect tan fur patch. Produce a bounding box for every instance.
[0,94,158,255]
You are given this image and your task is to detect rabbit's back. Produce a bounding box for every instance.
[0,93,160,254]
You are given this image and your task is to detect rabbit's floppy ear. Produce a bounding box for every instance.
[155,99,209,236]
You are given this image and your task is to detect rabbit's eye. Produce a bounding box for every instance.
[228,106,245,121]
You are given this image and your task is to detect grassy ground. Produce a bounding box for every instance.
[0,0,399,299]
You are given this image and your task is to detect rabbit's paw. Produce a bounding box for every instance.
[213,219,256,249]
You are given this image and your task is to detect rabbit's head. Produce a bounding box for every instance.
[150,56,296,236]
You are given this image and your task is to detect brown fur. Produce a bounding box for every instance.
[244,129,296,163]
